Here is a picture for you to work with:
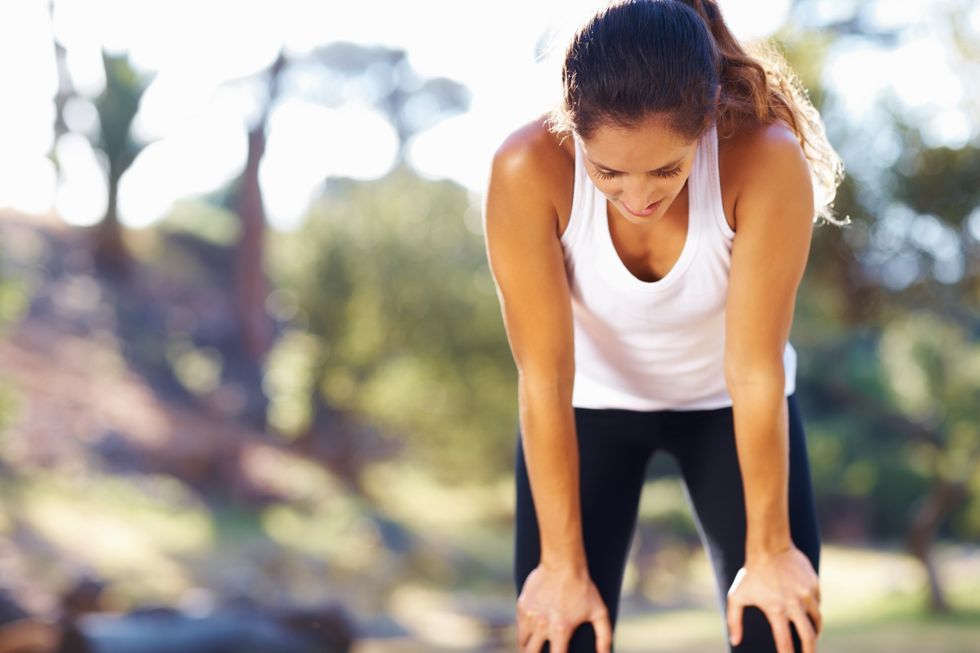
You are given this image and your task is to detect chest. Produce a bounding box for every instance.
[607,186,692,283]
[557,145,740,285]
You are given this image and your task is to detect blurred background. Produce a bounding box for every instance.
[0,0,978,651]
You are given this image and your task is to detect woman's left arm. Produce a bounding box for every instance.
[723,123,822,653]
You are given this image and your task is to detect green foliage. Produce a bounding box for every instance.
[94,51,154,175]
[804,398,931,537]
[0,225,35,436]
[158,198,242,246]
[771,11,980,548]
[267,167,516,483]
[166,334,224,396]
[263,329,321,438]
[879,311,980,425]
[798,307,979,541]
[892,122,980,226]
[0,378,18,447]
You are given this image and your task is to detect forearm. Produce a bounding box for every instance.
[727,375,792,563]
[517,374,588,572]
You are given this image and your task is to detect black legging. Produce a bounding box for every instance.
[514,392,822,653]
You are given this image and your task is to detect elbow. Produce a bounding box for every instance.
[517,365,575,406]
[724,356,785,393]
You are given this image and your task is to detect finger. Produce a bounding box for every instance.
[767,612,794,653]
[524,628,547,653]
[592,609,614,653]
[789,605,817,653]
[520,610,547,646]
[797,590,822,636]
[516,612,536,648]
[548,622,572,653]
[515,597,532,642]
[726,596,744,646]
[805,598,823,637]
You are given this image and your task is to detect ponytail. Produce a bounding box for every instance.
[678,1,848,226]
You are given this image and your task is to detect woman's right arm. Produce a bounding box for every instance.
[483,123,585,572]
[483,122,613,653]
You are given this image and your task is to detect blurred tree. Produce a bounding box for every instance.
[776,0,980,613]
[266,167,514,489]
[226,51,288,363]
[49,0,72,149]
[89,52,154,273]
[47,50,154,274]
[309,41,471,166]
[215,42,470,364]
[876,113,979,612]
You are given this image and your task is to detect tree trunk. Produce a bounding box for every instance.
[231,52,287,363]
[234,124,273,361]
[93,172,130,274]
[905,479,967,613]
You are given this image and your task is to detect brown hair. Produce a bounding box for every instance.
[547,0,849,227]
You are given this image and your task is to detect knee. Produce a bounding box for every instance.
[731,605,809,653]
[535,620,612,653]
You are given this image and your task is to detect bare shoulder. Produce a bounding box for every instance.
[489,114,575,233]
[718,118,812,230]
[723,119,810,190]
[493,113,573,175]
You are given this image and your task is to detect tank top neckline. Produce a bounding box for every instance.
[598,180,699,292]
[574,125,712,294]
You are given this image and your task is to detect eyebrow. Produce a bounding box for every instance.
[588,156,685,173]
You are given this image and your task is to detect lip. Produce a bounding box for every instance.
[623,198,662,217]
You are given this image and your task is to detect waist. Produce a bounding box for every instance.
[572,341,798,410]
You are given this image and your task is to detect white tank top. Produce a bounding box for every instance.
[560,122,797,410]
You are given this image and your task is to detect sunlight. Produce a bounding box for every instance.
[0,0,975,226]
[52,132,107,226]
[119,106,249,228]
[261,100,399,231]
[823,39,893,119]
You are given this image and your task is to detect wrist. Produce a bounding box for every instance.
[747,533,791,549]
[745,536,793,564]
[540,551,589,576]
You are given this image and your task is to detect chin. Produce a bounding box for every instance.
[628,195,667,215]
[618,205,662,225]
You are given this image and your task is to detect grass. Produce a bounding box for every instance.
[351,542,980,653]
[3,463,978,652]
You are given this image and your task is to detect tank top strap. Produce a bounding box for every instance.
[562,135,592,246]
[695,122,734,240]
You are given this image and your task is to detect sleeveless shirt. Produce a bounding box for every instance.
[559,122,797,410]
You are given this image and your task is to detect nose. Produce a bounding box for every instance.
[619,179,658,212]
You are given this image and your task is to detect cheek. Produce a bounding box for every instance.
[666,177,688,196]
[592,178,616,195]
[656,171,692,200]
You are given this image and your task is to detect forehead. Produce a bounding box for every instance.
[579,116,697,171]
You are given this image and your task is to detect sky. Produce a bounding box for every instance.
[0,0,977,232]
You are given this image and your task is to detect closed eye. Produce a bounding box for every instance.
[594,167,683,180]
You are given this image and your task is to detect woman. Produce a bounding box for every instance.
[482,1,847,652]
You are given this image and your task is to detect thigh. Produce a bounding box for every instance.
[514,409,656,652]
[667,393,822,653]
